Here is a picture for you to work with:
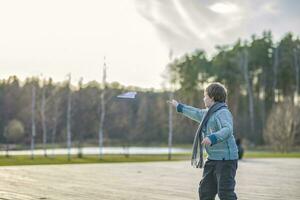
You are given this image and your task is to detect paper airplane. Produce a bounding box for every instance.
[117,91,137,99]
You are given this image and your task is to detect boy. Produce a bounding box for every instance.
[168,82,238,200]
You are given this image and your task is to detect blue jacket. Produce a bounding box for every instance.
[177,103,238,160]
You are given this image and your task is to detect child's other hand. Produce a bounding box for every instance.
[166,99,179,107]
[202,137,212,146]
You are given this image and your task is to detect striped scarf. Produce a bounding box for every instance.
[191,102,227,168]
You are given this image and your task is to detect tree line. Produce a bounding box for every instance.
[168,31,300,151]
[0,31,299,154]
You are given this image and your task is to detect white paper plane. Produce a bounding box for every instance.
[117,91,137,99]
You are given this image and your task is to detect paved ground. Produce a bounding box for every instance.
[0,158,299,200]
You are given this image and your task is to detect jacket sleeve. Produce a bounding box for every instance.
[176,103,207,123]
[208,109,233,145]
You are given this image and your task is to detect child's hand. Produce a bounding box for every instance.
[167,99,179,108]
[202,137,212,146]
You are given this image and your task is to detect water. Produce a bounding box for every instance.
[0,146,191,156]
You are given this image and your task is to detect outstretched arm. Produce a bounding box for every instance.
[167,99,207,123]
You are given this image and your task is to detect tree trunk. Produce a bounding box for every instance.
[168,91,174,160]
[77,78,84,158]
[273,47,279,102]
[41,84,47,157]
[31,85,36,160]
[293,49,299,105]
[67,74,72,161]
[240,49,255,135]
[51,97,58,158]
[168,49,174,160]
[99,60,107,159]
[5,143,9,158]
[261,70,266,140]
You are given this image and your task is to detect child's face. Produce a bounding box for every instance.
[203,91,215,108]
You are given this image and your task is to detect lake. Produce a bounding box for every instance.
[0,146,191,156]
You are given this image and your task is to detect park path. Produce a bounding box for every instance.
[0,158,299,200]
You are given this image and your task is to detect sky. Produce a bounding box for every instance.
[0,0,299,89]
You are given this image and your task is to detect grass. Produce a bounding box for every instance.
[0,154,190,166]
[0,151,299,167]
[243,151,300,158]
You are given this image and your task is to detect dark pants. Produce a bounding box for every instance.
[198,159,238,200]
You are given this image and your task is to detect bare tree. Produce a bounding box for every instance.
[264,98,299,152]
[77,77,84,158]
[66,74,72,161]
[98,58,107,159]
[273,47,279,102]
[261,71,266,131]
[293,48,299,105]
[31,85,36,159]
[239,49,255,134]
[40,79,48,157]
[168,49,174,160]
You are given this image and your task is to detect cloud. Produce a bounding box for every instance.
[0,0,299,89]
[135,0,246,57]
[209,2,240,14]
[135,0,300,57]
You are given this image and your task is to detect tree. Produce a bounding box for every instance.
[4,119,25,157]
[98,60,107,159]
[247,32,273,143]
[264,98,299,152]
[73,77,85,158]
[66,74,72,161]
[168,50,209,104]
[211,43,243,124]
[238,48,255,137]
[277,33,298,97]
[293,44,300,105]
[31,84,36,159]
[40,79,48,157]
